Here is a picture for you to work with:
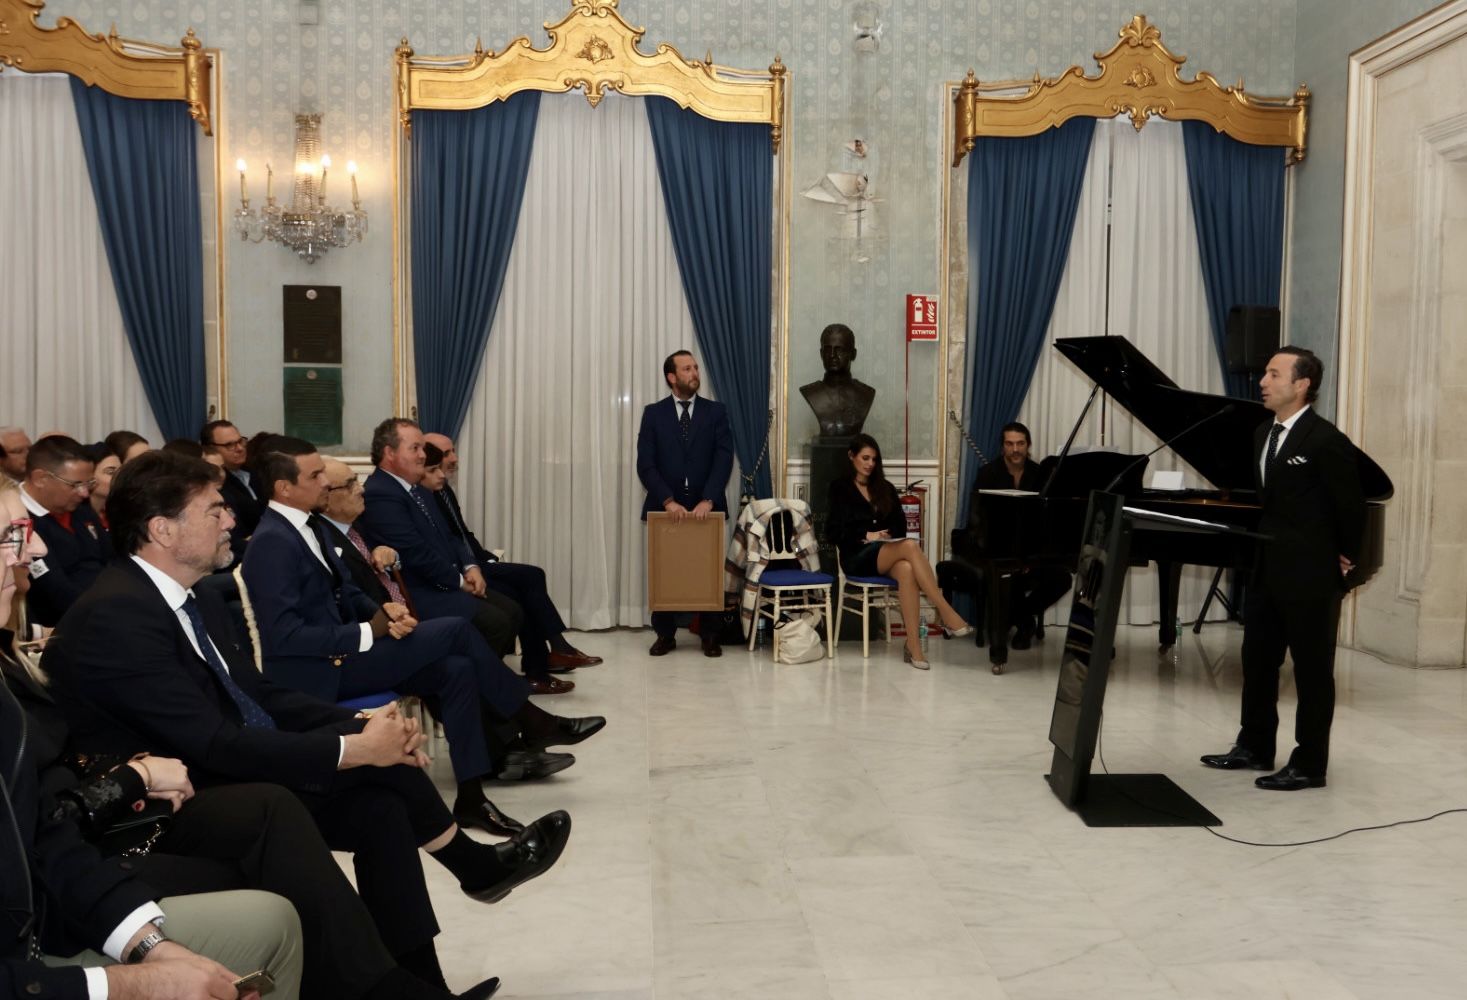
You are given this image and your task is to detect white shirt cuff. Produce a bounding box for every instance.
[457,572,465,588]
[102,902,165,962]
[84,966,109,1000]
[358,622,374,652]
[337,736,347,767]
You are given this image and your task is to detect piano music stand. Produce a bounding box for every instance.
[1045,491,1267,828]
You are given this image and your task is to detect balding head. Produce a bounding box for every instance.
[422,433,458,477]
[320,457,365,525]
[0,426,31,481]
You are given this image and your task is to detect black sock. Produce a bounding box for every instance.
[453,779,487,811]
[549,633,574,653]
[394,942,449,992]
[365,966,452,1000]
[429,829,510,892]
[512,699,559,741]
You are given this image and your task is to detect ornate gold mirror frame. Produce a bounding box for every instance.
[936,14,1309,547]
[0,0,228,414]
[390,0,791,489]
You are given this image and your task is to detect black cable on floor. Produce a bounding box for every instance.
[1094,711,1467,848]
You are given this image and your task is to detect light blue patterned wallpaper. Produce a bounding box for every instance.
[47,0,1300,455]
[1288,0,1441,419]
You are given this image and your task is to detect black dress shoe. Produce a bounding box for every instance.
[489,750,575,782]
[452,798,527,838]
[458,977,501,1000]
[1010,617,1035,650]
[465,810,572,903]
[1199,745,1274,770]
[649,635,677,656]
[1255,765,1326,791]
[702,639,722,658]
[457,977,500,1000]
[523,715,606,752]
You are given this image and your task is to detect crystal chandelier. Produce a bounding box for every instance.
[233,113,366,264]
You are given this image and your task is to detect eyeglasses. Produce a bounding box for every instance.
[1,519,32,553]
[45,469,96,492]
[325,476,360,494]
[215,438,247,450]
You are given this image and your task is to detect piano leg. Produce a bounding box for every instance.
[987,571,1012,667]
[1156,560,1182,649]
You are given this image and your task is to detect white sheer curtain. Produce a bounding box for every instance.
[1018,118,1222,624]
[0,74,162,443]
[455,93,704,630]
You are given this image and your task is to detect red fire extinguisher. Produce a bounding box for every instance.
[898,481,926,547]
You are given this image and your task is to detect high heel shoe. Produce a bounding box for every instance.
[947,623,975,639]
[902,647,931,671]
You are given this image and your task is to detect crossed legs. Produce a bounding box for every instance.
[875,539,969,661]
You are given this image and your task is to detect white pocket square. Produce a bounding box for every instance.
[1286,455,1308,465]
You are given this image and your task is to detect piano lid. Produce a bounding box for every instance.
[1053,336,1393,501]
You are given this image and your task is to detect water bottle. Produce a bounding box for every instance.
[918,620,929,655]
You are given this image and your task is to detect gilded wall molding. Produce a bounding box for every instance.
[952,15,1305,167]
[395,0,784,152]
[0,0,212,134]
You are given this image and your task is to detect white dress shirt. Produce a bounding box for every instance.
[266,501,373,652]
[1260,404,1310,484]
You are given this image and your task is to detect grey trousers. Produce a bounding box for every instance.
[45,889,304,1000]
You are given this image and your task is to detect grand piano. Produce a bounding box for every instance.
[951,336,1393,663]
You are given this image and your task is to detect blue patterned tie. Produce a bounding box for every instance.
[180,595,277,729]
[1264,423,1284,485]
[409,486,438,528]
[679,400,691,444]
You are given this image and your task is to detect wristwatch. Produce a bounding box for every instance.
[126,918,168,964]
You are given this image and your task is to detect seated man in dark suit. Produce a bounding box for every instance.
[966,422,1071,649]
[304,453,578,789]
[360,420,594,697]
[201,419,261,561]
[421,435,602,691]
[43,450,581,994]
[16,435,111,627]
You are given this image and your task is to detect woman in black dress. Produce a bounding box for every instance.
[826,434,971,669]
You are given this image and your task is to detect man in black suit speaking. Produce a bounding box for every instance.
[1201,347,1366,791]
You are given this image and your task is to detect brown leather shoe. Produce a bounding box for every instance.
[648,635,676,656]
[547,649,603,669]
[527,676,575,695]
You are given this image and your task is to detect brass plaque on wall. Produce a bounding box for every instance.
[283,285,342,364]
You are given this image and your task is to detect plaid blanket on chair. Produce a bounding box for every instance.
[724,498,822,634]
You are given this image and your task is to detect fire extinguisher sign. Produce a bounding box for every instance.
[905,294,938,342]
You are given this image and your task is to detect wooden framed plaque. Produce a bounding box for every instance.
[647,512,726,611]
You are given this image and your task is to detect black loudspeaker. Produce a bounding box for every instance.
[1225,305,1280,374]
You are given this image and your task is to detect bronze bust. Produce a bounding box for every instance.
[799,323,876,438]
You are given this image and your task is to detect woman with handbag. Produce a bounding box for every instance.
[826,434,973,670]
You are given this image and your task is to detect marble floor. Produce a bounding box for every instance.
[400,621,1467,999]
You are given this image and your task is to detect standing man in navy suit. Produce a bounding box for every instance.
[1200,347,1367,791]
[636,350,734,657]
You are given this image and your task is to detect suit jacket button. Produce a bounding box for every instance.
[332,657,343,667]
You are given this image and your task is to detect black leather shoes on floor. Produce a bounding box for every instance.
[523,715,606,752]
[649,635,677,656]
[466,810,573,903]
[489,750,575,782]
[457,976,501,999]
[702,639,722,658]
[1255,765,1326,791]
[1199,745,1274,770]
[452,798,527,838]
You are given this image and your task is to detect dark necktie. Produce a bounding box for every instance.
[1264,423,1284,484]
[679,400,692,444]
[409,486,438,528]
[305,514,342,582]
[179,595,277,729]
[346,525,406,604]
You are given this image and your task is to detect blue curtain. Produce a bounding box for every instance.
[410,91,541,437]
[1181,121,1286,400]
[70,80,204,441]
[958,118,1095,522]
[645,97,773,499]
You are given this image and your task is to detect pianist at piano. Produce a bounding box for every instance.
[970,422,1072,649]
[1200,347,1367,792]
